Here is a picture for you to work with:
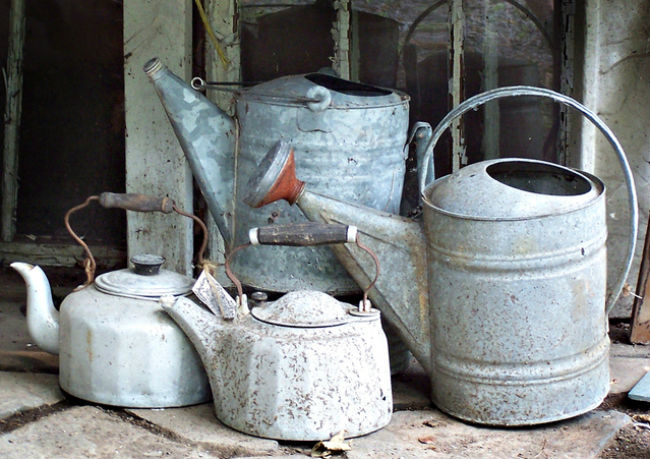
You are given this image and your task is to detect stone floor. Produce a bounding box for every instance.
[0,268,649,459]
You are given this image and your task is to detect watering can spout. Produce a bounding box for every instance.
[144,57,236,244]
[244,141,433,372]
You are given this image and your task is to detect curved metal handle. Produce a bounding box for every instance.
[420,85,638,312]
[225,223,380,309]
[65,193,209,288]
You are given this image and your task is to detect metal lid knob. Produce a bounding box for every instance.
[251,291,268,304]
[131,254,165,276]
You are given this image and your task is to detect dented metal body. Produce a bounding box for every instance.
[233,76,410,294]
[163,292,392,441]
[279,159,612,425]
[144,58,428,295]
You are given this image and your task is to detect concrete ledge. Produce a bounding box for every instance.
[347,409,630,459]
[0,371,63,419]
[128,404,280,457]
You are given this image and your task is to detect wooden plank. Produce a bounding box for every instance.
[204,0,240,285]
[123,0,194,275]
[631,215,650,344]
[0,242,125,269]
[1,0,26,242]
[481,0,499,160]
[332,0,351,80]
[449,0,466,172]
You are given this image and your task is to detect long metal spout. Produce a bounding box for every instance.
[144,57,236,245]
[296,191,432,373]
[10,262,59,354]
[243,141,432,371]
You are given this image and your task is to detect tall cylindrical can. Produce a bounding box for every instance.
[234,73,409,294]
[423,159,609,425]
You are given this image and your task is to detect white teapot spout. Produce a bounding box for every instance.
[11,262,60,354]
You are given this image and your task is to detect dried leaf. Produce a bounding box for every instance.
[423,419,439,428]
[418,435,436,445]
[633,414,650,424]
[311,430,351,457]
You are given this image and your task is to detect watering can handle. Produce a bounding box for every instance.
[419,85,638,312]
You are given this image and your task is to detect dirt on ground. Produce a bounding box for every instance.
[598,322,650,459]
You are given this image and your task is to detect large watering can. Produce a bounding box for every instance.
[144,57,433,295]
[244,86,639,426]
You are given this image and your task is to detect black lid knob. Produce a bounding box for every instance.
[131,254,165,276]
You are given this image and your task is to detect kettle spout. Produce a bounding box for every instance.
[161,296,225,390]
[10,262,60,354]
[144,57,236,245]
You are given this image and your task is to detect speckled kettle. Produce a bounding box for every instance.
[162,223,392,441]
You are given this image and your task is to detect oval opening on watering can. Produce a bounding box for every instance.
[305,73,391,97]
[486,161,592,196]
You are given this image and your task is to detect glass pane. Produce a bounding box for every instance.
[240,1,335,81]
[351,0,560,179]
[463,0,559,166]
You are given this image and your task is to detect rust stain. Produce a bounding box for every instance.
[86,330,93,363]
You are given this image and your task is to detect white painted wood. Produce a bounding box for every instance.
[577,0,650,317]
[1,0,26,242]
[577,0,600,173]
[332,0,351,80]
[123,0,194,275]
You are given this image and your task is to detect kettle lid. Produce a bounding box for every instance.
[95,254,194,299]
[251,290,349,328]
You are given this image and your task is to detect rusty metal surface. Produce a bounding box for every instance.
[164,294,392,441]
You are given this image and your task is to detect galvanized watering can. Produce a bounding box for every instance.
[161,222,392,441]
[244,86,639,426]
[143,57,434,295]
[11,193,211,407]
